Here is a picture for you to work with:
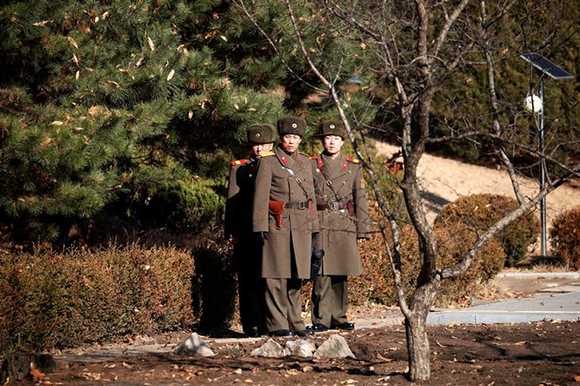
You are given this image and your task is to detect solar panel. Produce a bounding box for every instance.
[520,53,573,80]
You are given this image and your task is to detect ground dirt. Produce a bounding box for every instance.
[25,321,580,385]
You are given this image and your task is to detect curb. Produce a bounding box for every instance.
[496,272,580,279]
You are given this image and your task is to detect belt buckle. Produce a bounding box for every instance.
[330,202,339,211]
[298,201,307,210]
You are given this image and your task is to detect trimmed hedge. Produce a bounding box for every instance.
[0,244,196,354]
[434,194,540,267]
[550,205,580,270]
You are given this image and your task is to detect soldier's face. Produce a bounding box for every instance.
[323,135,344,155]
[251,142,273,157]
[280,134,302,154]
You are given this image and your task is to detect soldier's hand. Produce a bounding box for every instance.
[255,231,268,243]
[311,232,319,243]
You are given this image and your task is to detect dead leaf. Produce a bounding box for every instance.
[122,362,133,369]
[234,369,242,374]
[50,120,64,126]
[88,106,100,116]
[147,36,155,51]
[573,375,580,382]
[67,36,78,49]
[167,69,175,81]
[513,341,528,346]
[30,362,45,381]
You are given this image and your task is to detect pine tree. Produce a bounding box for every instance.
[0,0,372,244]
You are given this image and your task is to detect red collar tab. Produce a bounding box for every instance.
[343,163,348,172]
[231,159,248,166]
[281,156,288,165]
[318,159,324,168]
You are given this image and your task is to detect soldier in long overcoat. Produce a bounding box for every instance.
[310,121,370,332]
[225,124,276,337]
[252,116,319,337]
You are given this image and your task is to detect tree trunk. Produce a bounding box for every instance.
[405,280,438,382]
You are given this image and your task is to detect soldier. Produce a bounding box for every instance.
[310,120,370,332]
[225,124,276,337]
[252,116,319,337]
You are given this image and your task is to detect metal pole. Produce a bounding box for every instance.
[539,78,547,256]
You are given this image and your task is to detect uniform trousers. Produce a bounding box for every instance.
[264,278,305,332]
[311,275,348,327]
[234,239,264,334]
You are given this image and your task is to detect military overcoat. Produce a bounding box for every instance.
[225,157,258,241]
[312,153,370,276]
[253,146,319,279]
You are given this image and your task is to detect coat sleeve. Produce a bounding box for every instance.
[224,165,239,239]
[353,165,370,238]
[252,158,272,233]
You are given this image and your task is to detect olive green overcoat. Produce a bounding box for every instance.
[253,146,319,279]
[312,153,370,276]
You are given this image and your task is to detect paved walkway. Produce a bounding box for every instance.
[354,272,580,328]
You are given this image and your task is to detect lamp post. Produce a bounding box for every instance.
[520,53,573,256]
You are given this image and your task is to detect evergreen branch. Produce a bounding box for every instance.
[235,0,327,93]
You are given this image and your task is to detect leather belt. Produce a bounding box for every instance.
[285,200,309,210]
[317,201,349,211]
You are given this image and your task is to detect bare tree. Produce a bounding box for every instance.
[238,0,579,381]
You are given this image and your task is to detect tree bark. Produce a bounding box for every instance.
[405,279,438,382]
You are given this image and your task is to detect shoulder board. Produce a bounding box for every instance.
[230,159,248,166]
[345,157,360,164]
[310,156,318,160]
[258,151,275,158]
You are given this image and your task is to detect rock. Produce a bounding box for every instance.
[314,334,356,359]
[251,339,290,357]
[173,333,215,357]
[285,339,316,357]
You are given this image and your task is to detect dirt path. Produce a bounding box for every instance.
[35,321,580,385]
[375,143,580,251]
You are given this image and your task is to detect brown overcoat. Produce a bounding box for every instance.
[253,146,319,279]
[312,153,370,276]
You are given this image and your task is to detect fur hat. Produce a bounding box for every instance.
[319,120,346,139]
[247,124,276,143]
[277,116,306,137]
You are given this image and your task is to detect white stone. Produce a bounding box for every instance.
[251,339,290,357]
[314,334,356,359]
[285,339,316,357]
[173,333,215,357]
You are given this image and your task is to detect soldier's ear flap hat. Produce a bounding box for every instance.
[247,124,276,144]
[277,116,306,137]
[319,120,346,139]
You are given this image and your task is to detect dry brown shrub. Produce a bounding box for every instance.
[0,244,195,354]
[350,207,505,307]
[550,205,580,270]
[435,194,539,267]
